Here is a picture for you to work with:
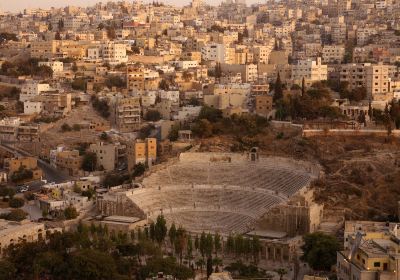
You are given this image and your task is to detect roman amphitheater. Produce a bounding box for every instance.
[106,151,321,235]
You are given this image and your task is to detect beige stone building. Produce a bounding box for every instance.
[255,95,273,117]
[0,219,45,256]
[89,142,126,172]
[111,96,141,133]
[127,138,157,172]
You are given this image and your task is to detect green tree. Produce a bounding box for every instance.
[273,73,283,103]
[82,152,97,172]
[214,233,221,257]
[187,235,193,259]
[192,119,213,138]
[301,232,340,271]
[207,256,213,279]
[194,235,199,252]
[66,249,118,279]
[174,227,187,264]
[169,223,177,245]
[64,206,78,220]
[132,163,146,178]
[154,215,167,245]
[145,110,161,121]
[0,260,16,280]
[200,232,207,258]
[168,124,180,141]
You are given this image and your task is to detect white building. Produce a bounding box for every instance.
[20,82,50,102]
[170,60,199,70]
[101,42,128,65]
[291,57,328,85]
[201,43,233,63]
[38,61,64,74]
[23,101,43,115]
[160,90,180,103]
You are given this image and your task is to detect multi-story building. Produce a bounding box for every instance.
[4,157,43,181]
[337,221,400,280]
[127,66,145,92]
[291,57,328,86]
[101,42,128,65]
[54,150,83,176]
[252,46,272,64]
[111,96,141,132]
[127,138,157,172]
[201,43,234,64]
[38,61,64,74]
[0,118,39,142]
[322,45,345,64]
[365,64,392,101]
[255,95,273,117]
[89,142,126,172]
[340,63,392,100]
[20,82,50,102]
[30,40,58,59]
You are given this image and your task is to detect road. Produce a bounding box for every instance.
[0,143,72,184]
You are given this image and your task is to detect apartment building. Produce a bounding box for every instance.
[253,46,272,64]
[365,64,391,101]
[30,40,58,59]
[255,95,273,117]
[201,43,234,64]
[29,91,72,117]
[38,61,64,74]
[111,96,141,132]
[0,118,39,142]
[291,57,328,86]
[337,221,400,280]
[340,63,392,100]
[101,42,128,65]
[4,157,43,181]
[89,142,126,171]
[322,45,345,63]
[127,138,157,172]
[20,82,50,102]
[127,66,145,92]
[181,51,202,63]
[54,150,83,176]
[340,63,368,91]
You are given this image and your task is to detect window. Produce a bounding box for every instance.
[374,262,380,267]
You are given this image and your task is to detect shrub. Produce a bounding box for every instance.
[0,209,27,221]
[9,197,25,208]
[61,123,72,132]
[144,110,161,122]
[64,206,78,220]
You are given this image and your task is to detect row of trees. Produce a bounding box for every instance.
[0,58,53,78]
[191,106,269,139]
[0,217,196,280]
[274,77,343,121]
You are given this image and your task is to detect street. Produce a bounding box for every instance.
[0,143,72,184]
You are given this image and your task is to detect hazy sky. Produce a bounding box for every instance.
[0,0,197,12]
